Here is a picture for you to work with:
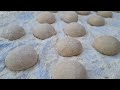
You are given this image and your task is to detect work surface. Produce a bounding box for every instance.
[0,11,120,79]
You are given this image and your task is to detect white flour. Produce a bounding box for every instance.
[0,11,120,79]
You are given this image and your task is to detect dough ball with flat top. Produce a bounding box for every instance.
[0,24,25,40]
[76,11,91,15]
[5,45,38,71]
[56,37,83,57]
[37,12,56,24]
[52,60,87,79]
[87,15,105,26]
[64,22,86,37]
[97,11,113,18]
[61,11,78,23]
[93,35,120,56]
[32,24,56,40]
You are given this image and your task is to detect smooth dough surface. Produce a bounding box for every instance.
[32,24,56,40]
[87,15,105,26]
[52,60,87,79]
[5,45,38,71]
[56,37,83,57]
[97,11,113,18]
[64,22,86,37]
[61,11,78,23]
[37,12,56,24]
[0,24,25,40]
[93,35,120,56]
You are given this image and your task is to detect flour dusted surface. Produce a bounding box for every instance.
[0,11,120,79]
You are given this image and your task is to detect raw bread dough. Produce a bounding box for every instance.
[56,37,83,57]
[0,24,25,40]
[76,11,91,15]
[64,22,86,37]
[93,35,120,56]
[97,11,113,18]
[87,15,105,26]
[52,60,87,79]
[37,12,56,24]
[61,11,78,23]
[32,24,56,40]
[5,45,38,71]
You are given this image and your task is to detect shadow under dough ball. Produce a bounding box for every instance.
[64,22,86,37]
[87,15,105,26]
[0,24,25,40]
[32,24,56,40]
[61,11,78,23]
[97,11,113,18]
[76,11,91,15]
[37,12,56,24]
[56,37,83,57]
[52,60,87,79]
[5,45,38,71]
[93,35,120,56]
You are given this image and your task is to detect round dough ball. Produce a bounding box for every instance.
[37,12,56,24]
[32,24,56,40]
[64,22,86,37]
[61,11,78,23]
[52,60,87,79]
[76,11,91,15]
[87,15,105,26]
[93,35,120,56]
[56,37,83,57]
[5,45,38,71]
[0,24,25,40]
[97,11,113,18]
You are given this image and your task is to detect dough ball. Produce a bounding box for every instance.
[52,60,87,79]
[56,37,83,57]
[5,45,38,71]
[64,22,86,37]
[87,15,105,26]
[61,11,78,23]
[32,24,56,40]
[76,11,91,15]
[97,11,113,18]
[0,24,25,40]
[93,35,120,56]
[37,12,56,24]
